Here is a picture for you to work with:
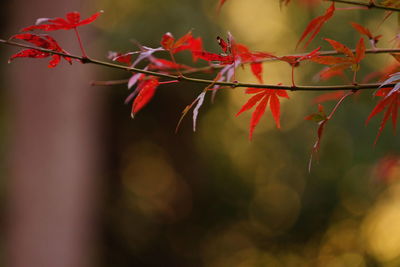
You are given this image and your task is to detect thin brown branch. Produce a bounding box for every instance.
[90,79,129,86]
[328,0,400,12]
[180,47,400,75]
[327,90,355,119]
[0,38,398,91]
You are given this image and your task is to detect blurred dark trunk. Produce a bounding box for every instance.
[6,1,102,267]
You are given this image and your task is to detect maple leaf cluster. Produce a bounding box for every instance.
[9,33,72,68]
[8,11,102,67]
[4,1,400,169]
[21,11,102,31]
[367,73,400,144]
[108,31,204,117]
[311,37,366,83]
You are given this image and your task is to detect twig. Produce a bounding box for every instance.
[1,38,398,91]
[328,0,400,12]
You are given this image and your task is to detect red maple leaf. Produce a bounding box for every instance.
[161,31,193,52]
[161,31,203,62]
[311,38,365,83]
[9,33,72,68]
[351,22,382,48]
[194,37,275,74]
[107,51,138,65]
[317,38,366,65]
[192,51,234,65]
[21,11,102,31]
[250,62,263,83]
[173,36,203,61]
[192,35,236,65]
[296,2,335,49]
[130,77,159,118]
[148,58,193,71]
[366,87,400,144]
[232,42,276,83]
[232,42,275,63]
[194,35,276,104]
[236,87,289,140]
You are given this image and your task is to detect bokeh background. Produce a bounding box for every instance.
[1,0,400,266]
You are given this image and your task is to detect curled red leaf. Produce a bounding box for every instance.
[131,78,159,117]
[351,22,382,48]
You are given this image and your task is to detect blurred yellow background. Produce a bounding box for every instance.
[1,0,400,267]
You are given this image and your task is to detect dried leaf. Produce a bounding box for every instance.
[193,92,206,132]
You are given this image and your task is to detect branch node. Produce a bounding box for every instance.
[367,2,374,9]
[367,0,378,9]
[231,80,239,88]
[80,56,91,64]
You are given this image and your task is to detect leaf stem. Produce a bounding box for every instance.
[1,38,399,92]
[91,79,129,86]
[291,66,296,87]
[352,69,357,84]
[74,27,88,58]
[168,50,182,77]
[327,90,355,120]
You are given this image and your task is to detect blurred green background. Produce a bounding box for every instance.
[1,0,400,266]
